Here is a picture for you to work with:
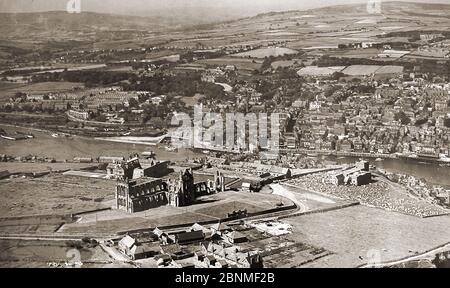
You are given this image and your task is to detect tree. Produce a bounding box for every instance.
[94,114,107,122]
[330,71,346,80]
[444,118,450,128]
[394,111,411,125]
[128,98,139,108]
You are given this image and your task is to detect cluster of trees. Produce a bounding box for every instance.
[0,102,62,114]
[253,75,304,102]
[123,72,227,100]
[382,30,450,39]
[180,50,226,63]
[31,70,136,87]
[118,93,187,128]
[416,60,450,77]
[349,83,376,94]
[394,111,411,125]
[314,55,385,67]
[122,72,202,96]
[259,52,304,72]
[2,68,46,77]
[444,118,450,128]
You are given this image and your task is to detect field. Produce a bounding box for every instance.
[341,65,382,76]
[178,94,204,107]
[232,47,299,58]
[374,65,404,74]
[297,66,345,76]
[0,82,24,93]
[196,57,263,73]
[0,162,93,174]
[0,239,113,268]
[271,59,302,69]
[311,65,407,76]
[0,82,84,100]
[0,174,115,218]
[329,48,382,59]
[58,190,294,236]
[283,205,450,267]
[103,65,134,72]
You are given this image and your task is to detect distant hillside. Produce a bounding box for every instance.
[252,1,450,18]
[2,1,450,40]
[0,11,165,38]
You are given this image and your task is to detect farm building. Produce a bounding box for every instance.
[117,235,159,260]
[174,230,205,244]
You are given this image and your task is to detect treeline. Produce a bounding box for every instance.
[260,52,305,71]
[314,55,395,67]
[381,30,450,39]
[415,61,450,77]
[0,45,32,57]
[31,70,136,86]
[122,72,226,98]
[2,68,46,77]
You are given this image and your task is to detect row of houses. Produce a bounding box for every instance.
[116,222,263,268]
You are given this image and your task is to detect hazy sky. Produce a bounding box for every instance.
[1,0,449,16]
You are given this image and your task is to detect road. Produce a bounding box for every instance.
[99,242,130,262]
[270,183,308,213]
[360,242,450,268]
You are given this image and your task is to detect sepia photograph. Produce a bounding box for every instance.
[0,0,449,274]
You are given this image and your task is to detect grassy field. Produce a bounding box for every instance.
[283,205,450,268]
[0,82,84,100]
[329,48,381,59]
[271,59,302,69]
[0,82,24,92]
[296,65,405,77]
[0,162,94,174]
[0,174,115,218]
[196,57,263,72]
[341,65,382,76]
[297,66,345,76]
[232,47,299,58]
[0,239,112,268]
[59,190,293,235]
[178,94,204,107]
[375,65,404,74]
